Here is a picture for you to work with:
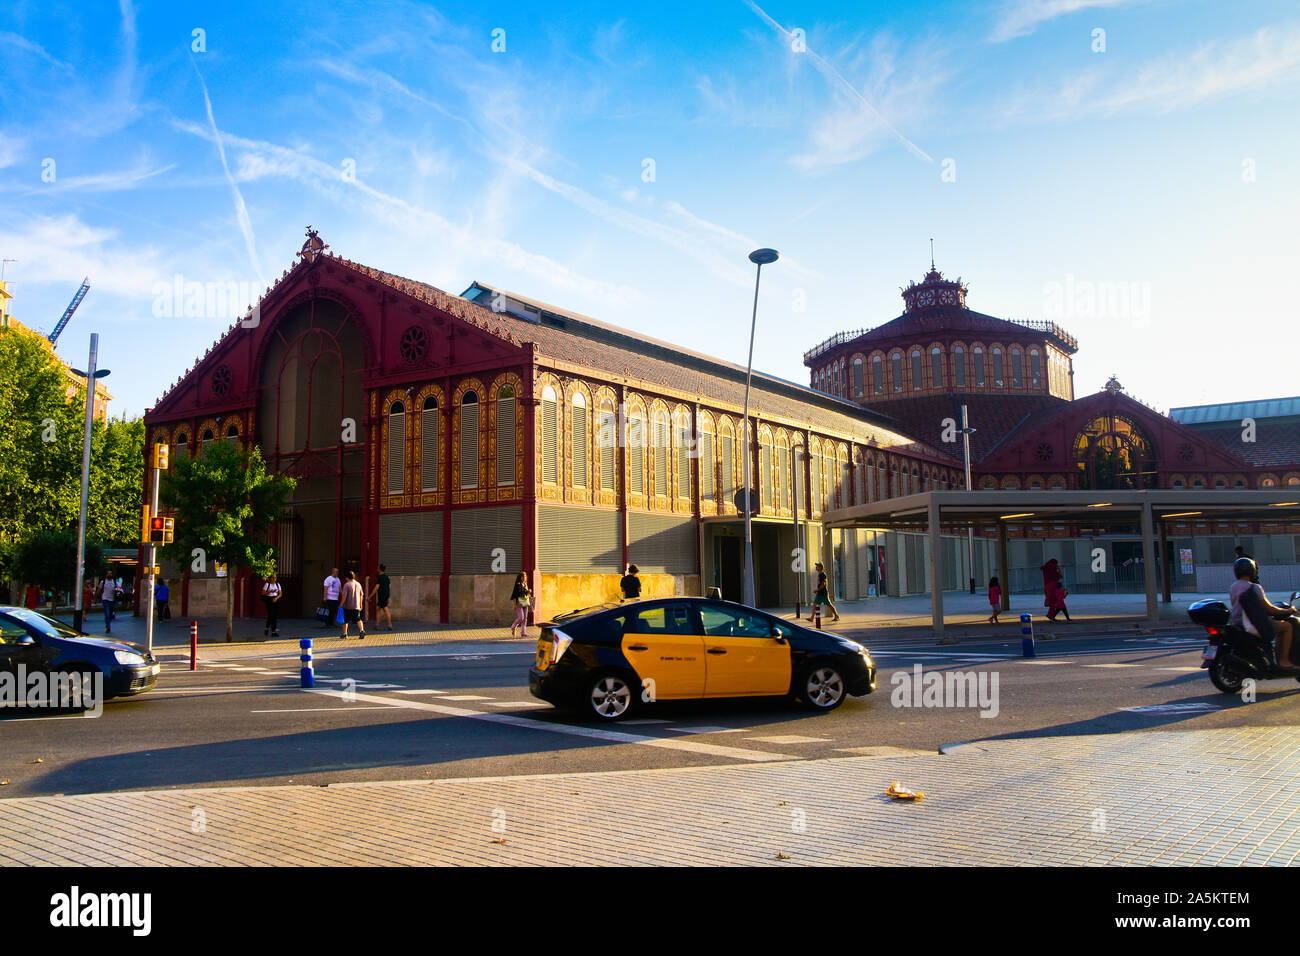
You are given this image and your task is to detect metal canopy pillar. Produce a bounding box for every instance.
[1158,518,1172,604]
[998,521,1010,612]
[1140,501,1159,624]
[929,498,943,635]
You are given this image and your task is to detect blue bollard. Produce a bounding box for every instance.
[300,637,315,687]
[1020,612,1035,658]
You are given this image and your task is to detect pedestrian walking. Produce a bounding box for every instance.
[987,576,1002,624]
[814,562,840,623]
[155,579,170,621]
[509,571,532,637]
[100,576,116,634]
[1041,558,1071,622]
[262,571,282,637]
[620,564,642,601]
[322,567,341,627]
[340,570,365,639]
[366,563,392,631]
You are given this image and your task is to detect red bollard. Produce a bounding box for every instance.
[811,602,822,630]
[190,620,198,670]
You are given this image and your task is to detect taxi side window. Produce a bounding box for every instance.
[700,606,776,638]
[631,605,692,635]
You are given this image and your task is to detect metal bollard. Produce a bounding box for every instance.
[300,637,315,688]
[811,601,822,630]
[1020,612,1035,658]
[190,620,198,670]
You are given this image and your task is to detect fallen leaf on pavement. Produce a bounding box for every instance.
[886,781,924,801]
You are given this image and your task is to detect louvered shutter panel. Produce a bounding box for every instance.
[572,404,587,487]
[810,455,821,512]
[721,435,734,504]
[387,410,405,494]
[497,395,515,485]
[629,416,643,493]
[542,398,558,483]
[654,418,667,496]
[676,424,690,497]
[539,506,622,572]
[777,446,789,510]
[760,444,772,509]
[460,402,479,489]
[700,433,714,499]
[600,411,616,491]
[421,406,439,491]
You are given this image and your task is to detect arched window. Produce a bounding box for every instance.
[853,358,864,397]
[810,451,822,513]
[1172,478,1185,489]
[653,410,669,497]
[777,440,789,511]
[459,390,479,489]
[572,392,588,488]
[953,346,965,388]
[497,386,516,486]
[1192,477,1205,489]
[226,424,240,446]
[930,347,943,389]
[599,399,616,492]
[872,355,884,395]
[911,349,922,390]
[973,346,985,387]
[541,386,559,484]
[421,396,439,491]
[387,401,405,494]
[1029,349,1042,389]
[175,433,188,459]
[891,353,903,392]
[628,409,645,494]
[992,348,1004,387]
[1011,348,1023,388]
[1289,476,1300,488]
[201,428,214,457]
[674,409,692,499]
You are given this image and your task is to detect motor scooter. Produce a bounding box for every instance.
[1187,592,1300,694]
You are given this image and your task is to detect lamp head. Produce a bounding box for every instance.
[748,248,780,266]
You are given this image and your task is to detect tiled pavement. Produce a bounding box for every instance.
[2,725,1296,866]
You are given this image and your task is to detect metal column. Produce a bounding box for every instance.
[929,498,943,635]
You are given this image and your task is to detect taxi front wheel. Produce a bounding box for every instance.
[583,670,638,722]
[797,662,847,712]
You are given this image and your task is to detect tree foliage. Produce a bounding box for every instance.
[13,531,105,608]
[159,439,296,639]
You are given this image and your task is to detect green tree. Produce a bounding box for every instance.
[87,415,146,546]
[159,439,296,640]
[0,329,83,544]
[14,530,105,611]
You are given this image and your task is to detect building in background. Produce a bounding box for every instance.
[0,278,110,419]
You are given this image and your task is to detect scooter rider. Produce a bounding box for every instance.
[1229,556,1295,669]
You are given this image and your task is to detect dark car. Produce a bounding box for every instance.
[0,606,160,706]
[529,596,876,721]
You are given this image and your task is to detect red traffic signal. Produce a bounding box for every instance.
[149,516,174,544]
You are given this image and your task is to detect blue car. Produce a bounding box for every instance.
[0,606,160,705]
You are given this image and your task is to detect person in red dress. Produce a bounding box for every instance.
[1041,558,1071,622]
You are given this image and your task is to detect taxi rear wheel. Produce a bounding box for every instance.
[798,662,847,712]
[583,670,637,722]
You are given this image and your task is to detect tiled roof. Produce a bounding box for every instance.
[1170,396,1300,425]
[862,393,1065,463]
[1190,423,1300,469]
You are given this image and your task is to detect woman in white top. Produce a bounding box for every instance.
[262,572,282,638]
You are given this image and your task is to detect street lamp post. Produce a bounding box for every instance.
[791,443,803,617]
[961,404,977,593]
[742,248,779,608]
[70,334,110,634]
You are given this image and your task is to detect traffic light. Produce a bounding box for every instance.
[141,505,151,544]
[153,442,169,470]
[148,516,173,544]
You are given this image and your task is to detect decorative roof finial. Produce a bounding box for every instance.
[298,226,329,263]
[1104,374,1123,393]
[930,237,935,272]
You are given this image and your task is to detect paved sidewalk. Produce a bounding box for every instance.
[2,726,1296,866]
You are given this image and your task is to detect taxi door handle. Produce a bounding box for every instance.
[707,647,727,655]
[627,644,649,652]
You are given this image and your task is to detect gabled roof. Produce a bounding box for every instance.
[869,392,1065,463]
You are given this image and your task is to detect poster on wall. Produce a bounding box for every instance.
[1179,549,1194,575]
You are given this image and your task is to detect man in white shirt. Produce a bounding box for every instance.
[322,568,341,628]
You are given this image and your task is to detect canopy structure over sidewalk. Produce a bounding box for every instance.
[822,490,1300,634]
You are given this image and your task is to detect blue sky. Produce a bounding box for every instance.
[2,0,1299,419]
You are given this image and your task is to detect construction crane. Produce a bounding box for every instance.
[48,277,90,348]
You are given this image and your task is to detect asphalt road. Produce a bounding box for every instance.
[3,629,1298,798]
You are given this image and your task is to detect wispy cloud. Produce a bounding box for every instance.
[998,24,1300,121]
[190,57,265,288]
[743,0,934,165]
[990,0,1139,43]
[7,161,176,195]
[0,214,166,298]
[169,117,640,304]
[0,31,73,70]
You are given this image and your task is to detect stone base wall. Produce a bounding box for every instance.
[388,574,441,622]
[540,573,700,619]
[184,577,226,617]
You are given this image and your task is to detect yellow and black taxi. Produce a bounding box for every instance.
[529,597,876,721]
